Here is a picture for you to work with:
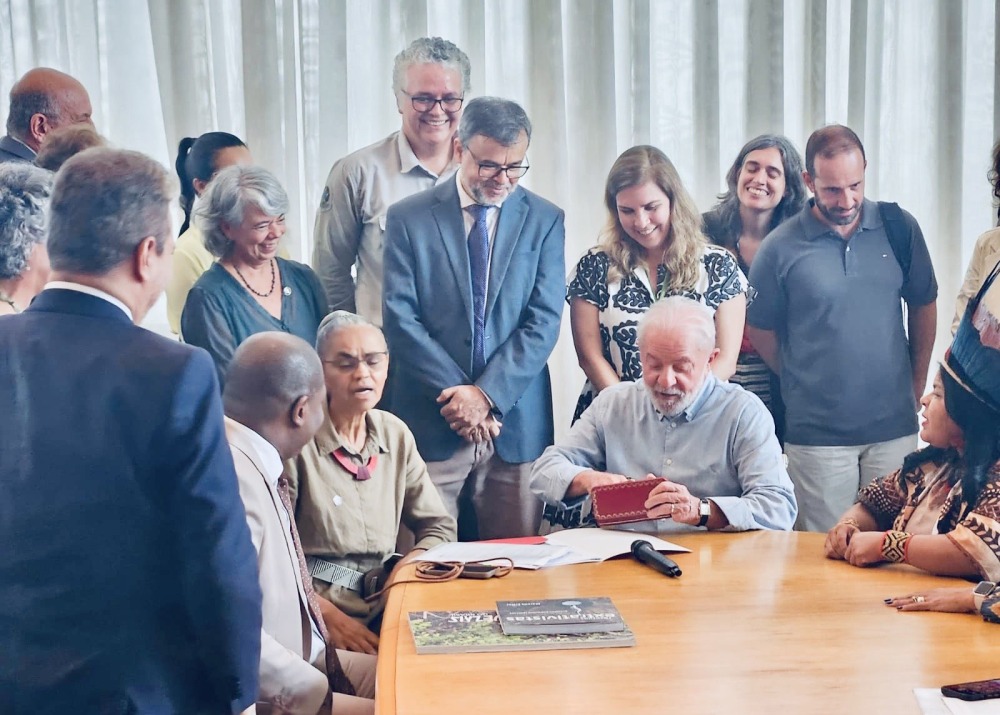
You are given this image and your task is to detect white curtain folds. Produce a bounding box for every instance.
[1,0,997,431]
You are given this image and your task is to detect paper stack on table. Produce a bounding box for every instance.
[914,688,1000,714]
[417,528,689,569]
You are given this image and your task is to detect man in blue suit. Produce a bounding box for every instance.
[0,67,94,164]
[0,148,262,714]
[383,96,565,539]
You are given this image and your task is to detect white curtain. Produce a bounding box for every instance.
[2,0,997,433]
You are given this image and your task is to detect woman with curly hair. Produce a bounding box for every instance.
[953,139,1000,332]
[567,145,749,422]
[0,163,53,315]
[702,134,806,436]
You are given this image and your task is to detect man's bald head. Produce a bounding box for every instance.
[6,68,93,151]
[224,332,325,425]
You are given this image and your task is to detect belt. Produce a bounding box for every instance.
[306,556,365,593]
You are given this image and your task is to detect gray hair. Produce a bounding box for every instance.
[392,37,471,95]
[195,164,289,258]
[6,91,57,138]
[224,332,324,424]
[637,296,716,354]
[48,147,176,275]
[457,97,532,148]
[316,310,383,354]
[35,125,107,172]
[0,163,53,279]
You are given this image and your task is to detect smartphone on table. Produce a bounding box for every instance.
[941,678,1000,701]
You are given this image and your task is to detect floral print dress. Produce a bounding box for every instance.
[567,243,749,423]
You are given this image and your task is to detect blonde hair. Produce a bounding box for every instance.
[598,145,705,293]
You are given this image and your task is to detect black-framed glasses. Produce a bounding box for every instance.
[401,91,464,113]
[466,147,530,180]
[322,352,389,372]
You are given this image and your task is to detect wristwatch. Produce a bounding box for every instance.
[973,581,997,597]
[697,498,711,528]
[973,581,997,612]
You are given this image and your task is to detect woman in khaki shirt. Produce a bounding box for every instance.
[286,311,456,654]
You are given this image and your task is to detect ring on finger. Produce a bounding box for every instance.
[913,595,925,603]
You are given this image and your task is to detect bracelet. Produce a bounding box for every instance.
[837,518,861,529]
[881,530,912,563]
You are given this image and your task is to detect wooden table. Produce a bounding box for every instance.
[375,531,996,714]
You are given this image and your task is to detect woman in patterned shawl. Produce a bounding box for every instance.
[824,261,1000,582]
[566,145,750,423]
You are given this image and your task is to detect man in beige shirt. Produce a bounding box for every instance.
[311,37,471,325]
[286,311,456,654]
[224,332,377,715]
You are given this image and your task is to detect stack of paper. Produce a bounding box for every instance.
[416,542,573,570]
[914,688,1000,714]
[416,528,689,570]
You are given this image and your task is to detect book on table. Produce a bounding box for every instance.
[407,610,636,654]
[495,596,626,635]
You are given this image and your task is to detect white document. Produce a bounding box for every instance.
[416,542,571,570]
[544,528,690,563]
[914,688,1000,715]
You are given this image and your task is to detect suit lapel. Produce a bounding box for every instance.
[486,190,528,318]
[431,182,475,321]
[229,433,314,621]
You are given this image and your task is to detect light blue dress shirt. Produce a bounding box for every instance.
[530,375,797,532]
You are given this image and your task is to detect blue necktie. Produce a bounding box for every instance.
[467,204,490,375]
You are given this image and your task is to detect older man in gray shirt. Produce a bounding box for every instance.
[531,296,796,533]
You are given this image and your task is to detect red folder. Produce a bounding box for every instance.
[591,478,665,526]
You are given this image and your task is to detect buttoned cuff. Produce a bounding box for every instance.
[707,496,755,531]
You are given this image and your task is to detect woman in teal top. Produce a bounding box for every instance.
[181,165,328,385]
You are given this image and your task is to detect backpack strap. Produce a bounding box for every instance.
[878,201,913,277]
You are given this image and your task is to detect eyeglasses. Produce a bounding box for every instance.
[323,352,389,372]
[401,91,464,113]
[466,147,530,180]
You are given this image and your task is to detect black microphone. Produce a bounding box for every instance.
[631,539,682,578]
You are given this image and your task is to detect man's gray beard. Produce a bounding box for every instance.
[646,383,697,418]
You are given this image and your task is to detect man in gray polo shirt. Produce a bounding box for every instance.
[747,124,937,532]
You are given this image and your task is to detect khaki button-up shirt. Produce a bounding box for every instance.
[286,409,455,622]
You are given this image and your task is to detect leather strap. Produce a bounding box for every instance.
[331,447,378,481]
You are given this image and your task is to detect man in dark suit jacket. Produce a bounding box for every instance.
[383,96,565,539]
[0,148,262,714]
[0,67,94,164]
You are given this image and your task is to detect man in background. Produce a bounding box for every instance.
[747,124,938,532]
[0,147,261,714]
[383,97,565,539]
[0,67,93,163]
[312,36,471,326]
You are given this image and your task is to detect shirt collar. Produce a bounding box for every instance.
[225,417,284,489]
[44,281,134,321]
[314,411,389,457]
[396,131,454,179]
[802,198,880,240]
[5,135,35,157]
